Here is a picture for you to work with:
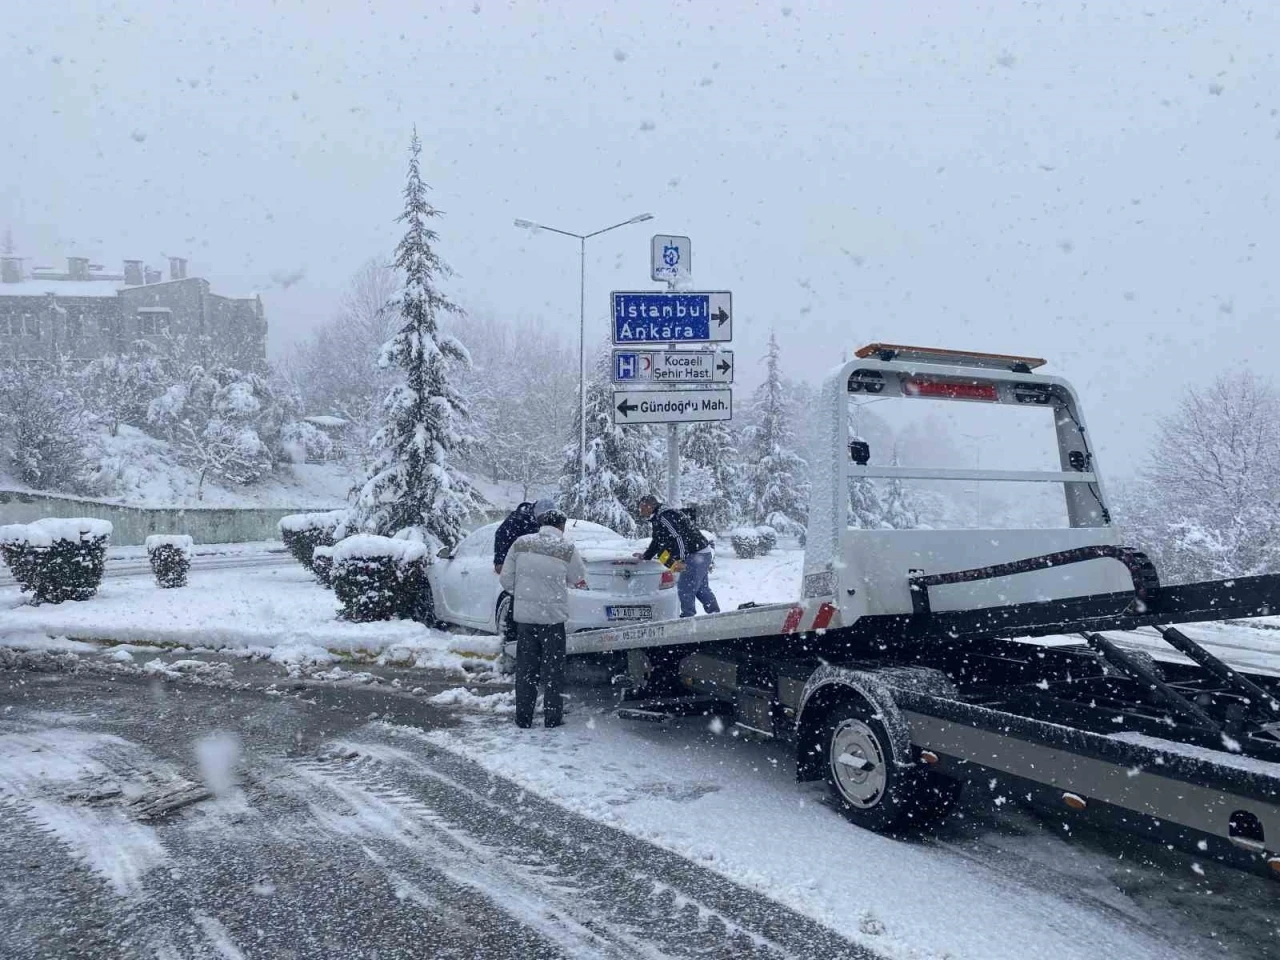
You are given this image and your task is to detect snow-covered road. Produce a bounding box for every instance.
[0,665,874,960]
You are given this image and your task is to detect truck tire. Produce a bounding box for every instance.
[824,701,930,833]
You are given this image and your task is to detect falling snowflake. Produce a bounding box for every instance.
[130,130,147,143]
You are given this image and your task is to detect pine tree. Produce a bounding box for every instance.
[681,418,742,532]
[560,347,663,537]
[350,131,480,544]
[880,445,920,530]
[746,333,809,534]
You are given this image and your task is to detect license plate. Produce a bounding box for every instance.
[607,605,652,621]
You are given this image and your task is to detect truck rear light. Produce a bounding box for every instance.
[660,571,676,589]
[903,377,998,402]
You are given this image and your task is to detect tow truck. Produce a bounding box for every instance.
[567,344,1280,878]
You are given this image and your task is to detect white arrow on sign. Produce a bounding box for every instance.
[611,349,733,384]
[613,388,733,425]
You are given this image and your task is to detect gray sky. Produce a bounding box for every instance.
[3,0,1277,476]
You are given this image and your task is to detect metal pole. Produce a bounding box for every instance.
[665,278,679,506]
[579,236,586,490]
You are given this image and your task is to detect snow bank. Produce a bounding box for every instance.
[278,510,348,534]
[332,534,427,564]
[30,517,113,541]
[145,534,194,557]
[0,565,485,670]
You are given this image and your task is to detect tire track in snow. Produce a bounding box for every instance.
[294,736,875,960]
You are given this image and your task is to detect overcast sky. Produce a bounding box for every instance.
[3,0,1277,477]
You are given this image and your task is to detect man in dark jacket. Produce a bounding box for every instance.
[636,494,720,618]
[494,498,554,574]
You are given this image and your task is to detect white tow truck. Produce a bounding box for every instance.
[567,344,1280,878]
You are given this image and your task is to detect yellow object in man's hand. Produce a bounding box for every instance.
[670,560,687,573]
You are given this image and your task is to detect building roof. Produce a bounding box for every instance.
[0,279,124,298]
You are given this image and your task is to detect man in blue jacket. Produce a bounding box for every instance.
[636,495,720,618]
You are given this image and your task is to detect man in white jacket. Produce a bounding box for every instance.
[499,509,588,729]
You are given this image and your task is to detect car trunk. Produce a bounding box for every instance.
[577,547,669,597]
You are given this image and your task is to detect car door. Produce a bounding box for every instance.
[438,523,498,626]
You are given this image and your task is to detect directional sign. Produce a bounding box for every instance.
[611,291,732,345]
[650,234,690,283]
[612,388,732,425]
[612,349,733,384]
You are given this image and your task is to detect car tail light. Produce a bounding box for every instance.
[660,571,676,589]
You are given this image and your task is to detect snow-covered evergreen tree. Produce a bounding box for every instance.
[746,333,809,534]
[880,445,921,530]
[681,418,742,532]
[560,347,663,537]
[350,131,480,544]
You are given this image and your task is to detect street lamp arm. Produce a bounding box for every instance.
[583,213,654,239]
[513,219,584,240]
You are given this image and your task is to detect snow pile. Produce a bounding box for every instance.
[144,534,194,558]
[331,534,427,565]
[428,687,516,714]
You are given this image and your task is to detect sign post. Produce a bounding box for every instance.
[610,240,735,508]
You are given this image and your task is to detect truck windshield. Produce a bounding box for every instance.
[848,394,1072,530]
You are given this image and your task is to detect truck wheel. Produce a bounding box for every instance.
[825,704,925,832]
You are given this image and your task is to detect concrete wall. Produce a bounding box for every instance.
[0,489,507,546]
[0,489,314,546]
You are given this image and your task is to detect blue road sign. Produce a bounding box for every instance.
[614,352,638,381]
[611,291,732,345]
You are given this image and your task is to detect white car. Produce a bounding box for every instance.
[428,518,679,633]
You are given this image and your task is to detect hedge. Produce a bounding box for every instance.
[278,510,349,573]
[0,518,112,603]
[146,534,193,589]
[330,535,432,623]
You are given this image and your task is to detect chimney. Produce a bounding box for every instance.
[169,256,187,281]
[67,256,90,280]
[0,257,19,284]
[123,260,144,286]
[144,267,162,284]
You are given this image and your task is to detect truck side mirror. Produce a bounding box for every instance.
[849,440,871,465]
[436,546,453,560]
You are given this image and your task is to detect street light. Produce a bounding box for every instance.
[513,212,654,490]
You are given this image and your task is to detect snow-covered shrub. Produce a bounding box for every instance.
[754,525,777,554]
[330,535,431,623]
[0,523,45,593]
[145,534,193,589]
[731,527,761,559]
[12,518,112,603]
[278,510,349,572]
[311,545,334,587]
[281,419,335,464]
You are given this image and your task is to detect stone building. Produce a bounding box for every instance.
[0,254,267,369]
